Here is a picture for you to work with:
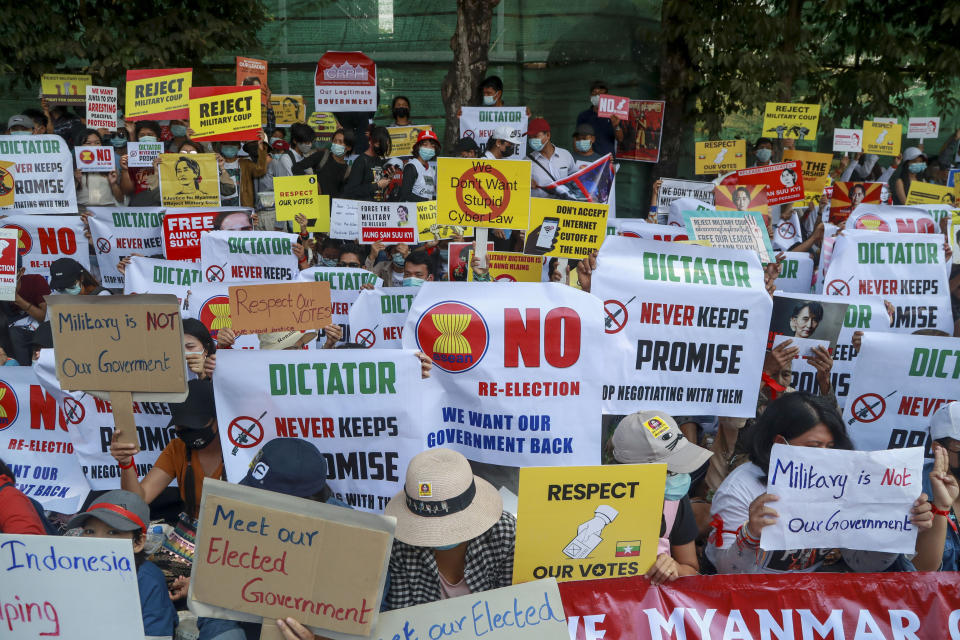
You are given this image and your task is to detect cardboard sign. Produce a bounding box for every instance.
[315,51,377,112]
[189,86,261,142]
[74,145,115,172]
[189,479,393,637]
[513,464,665,583]
[416,200,470,241]
[212,349,421,508]
[1,214,89,278]
[387,125,434,158]
[863,121,902,156]
[845,332,960,455]
[735,160,804,206]
[906,181,956,206]
[0,534,145,639]
[297,267,382,347]
[774,251,815,293]
[594,237,771,417]
[833,128,863,153]
[683,210,775,263]
[126,141,163,168]
[401,283,603,467]
[85,85,118,129]
[459,107,528,158]
[125,68,192,121]
[762,444,923,554]
[87,206,165,287]
[0,228,16,300]
[371,580,567,640]
[829,181,883,224]
[329,199,360,240]
[235,56,268,102]
[437,157,532,230]
[358,202,417,243]
[762,102,820,140]
[656,179,714,218]
[159,153,221,208]
[524,198,608,259]
[200,230,296,284]
[41,73,91,106]
[694,140,746,174]
[616,100,664,163]
[227,281,332,334]
[907,117,940,139]
[783,149,832,195]
[270,94,307,126]
[348,288,417,349]
[597,94,630,119]
[0,135,78,214]
[467,251,542,282]
[47,294,186,393]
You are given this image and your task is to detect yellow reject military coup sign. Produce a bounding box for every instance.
[125,68,192,121]
[694,140,746,175]
[513,463,666,583]
[525,198,608,259]
[437,157,531,230]
[189,86,261,142]
[862,120,902,156]
[762,102,820,140]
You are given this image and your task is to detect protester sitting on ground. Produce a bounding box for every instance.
[706,392,944,574]
[609,411,713,584]
[70,490,178,639]
[925,402,960,570]
[48,257,111,296]
[0,458,47,534]
[183,318,216,380]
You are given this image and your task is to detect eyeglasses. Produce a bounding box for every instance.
[338,261,361,268]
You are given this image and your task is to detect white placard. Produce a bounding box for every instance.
[0,215,90,281]
[84,85,118,129]
[199,230,297,283]
[73,145,115,172]
[833,129,863,153]
[348,287,418,349]
[126,141,163,168]
[123,256,201,306]
[459,107,529,158]
[907,117,939,139]
[774,251,814,293]
[86,206,165,287]
[0,135,78,214]
[330,199,361,240]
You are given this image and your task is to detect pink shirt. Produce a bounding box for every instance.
[438,570,472,599]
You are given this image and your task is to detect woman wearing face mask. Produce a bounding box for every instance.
[391,96,412,126]
[891,147,928,206]
[120,121,163,197]
[398,130,440,202]
[73,128,124,206]
[609,411,712,584]
[216,133,269,208]
[342,125,392,201]
[183,318,216,380]
[707,392,944,574]
[48,257,111,296]
[291,128,355,198]
[166,119,190,152]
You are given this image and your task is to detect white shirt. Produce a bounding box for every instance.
[529,145,576,198]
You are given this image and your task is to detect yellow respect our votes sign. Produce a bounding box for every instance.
[189,86,262,142]
[525,198,608,259]
[437,157,531,230]
[274,175,331,233]
[862,120,902,156]
[762,102,821,140]
[513,463,666,583]
[694,140,746,175]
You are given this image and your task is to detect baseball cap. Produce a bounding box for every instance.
[611,411,713,473]
[240,438,329,498]
[454,137,480,154]
[902,147,926,162]
[930,401,960,440]
[271,139,291,154]
[169,378,217,430]
[574,123,595,137]
[491,125,522,145]
[7,115,33,131]
[258,330,317,350]
[49,257,84,291]
[67,490,150,534]
[526,118,550,137]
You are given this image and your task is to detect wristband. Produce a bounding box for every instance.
[932,505,958,532]
[738,523,761,547]
[118,457,136,470]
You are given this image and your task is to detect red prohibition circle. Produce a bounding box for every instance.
[777,223,797,240]
[604,299,628,334]
[850,393,886,423]
[355,329,376,348]
[826,279,850,296]
[455,165,512,223]
[96,238,111,253]
[62,397,85,424]
[205,265,225,282]
[228,415,264,448]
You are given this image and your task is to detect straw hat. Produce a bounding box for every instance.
[385,449,502,547]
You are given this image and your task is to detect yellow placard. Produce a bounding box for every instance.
[41,73,90,106]
[387,125,433,157]
[694,140,746,175]
[158,153,221,208]
[125,70,191,120]
[862,121,902,156]
[0,161,14,208]
[270,94,306,126]
[274,175,329,234]
[437,157,531,230]
[782,149,833,194]
[526,197,608,259]
[189,87,261,141]
[416,201,471,241]
[762,102,821,140]
[467,251,542,282]
[906,182,957,206]
[308,112,339,140]
[512,464,666,583]
[952,213,960,265]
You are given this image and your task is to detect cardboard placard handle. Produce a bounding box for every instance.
[109,391,138,446]
[474,228,489,270]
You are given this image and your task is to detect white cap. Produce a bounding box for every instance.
[491,125,522,145]
[902,147,925,162]
[930,401,960,440]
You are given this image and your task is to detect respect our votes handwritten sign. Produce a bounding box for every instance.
[761,444,924,554]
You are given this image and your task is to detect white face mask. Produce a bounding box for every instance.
[590,95,600,107]
[482,95,497,106]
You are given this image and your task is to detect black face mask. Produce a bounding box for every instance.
[392,107,410,120]
[178,425,217,450]
[502,143,515,157]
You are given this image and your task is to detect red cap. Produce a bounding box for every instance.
[271,139,290,153]
[526,118,550,137]
[415,129,441,149]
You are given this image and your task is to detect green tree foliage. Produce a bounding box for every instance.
[0,0,270,87]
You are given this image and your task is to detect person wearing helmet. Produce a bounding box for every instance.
[398,129,441,201]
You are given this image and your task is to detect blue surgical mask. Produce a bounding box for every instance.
[482,95,496,106]
[418,147,436,162]
[298,142,313,155]
[392,253,406,267]
[9,130,31,136]
[221,146,239,159]
[664,473,691,501]
[402,277,425,288]
[170,124,188,138]
[755,148,772,163]
[110,137,127,147]
[62,284,82,296]
[331,143,346,157]
[575,139,592,153]
[319,257,337,267]
[434,543,459,550]
[908,162,926,174]
[2,358,18,366]
[138,135,158,143]
[528,137,544,152]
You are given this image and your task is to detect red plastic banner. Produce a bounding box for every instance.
[560,572,960,639]
[735,160,805,206]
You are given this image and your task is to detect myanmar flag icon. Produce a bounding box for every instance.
[615,540,641,557]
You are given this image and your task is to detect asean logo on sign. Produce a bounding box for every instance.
[0,382,20,431]
[78,149,95,165]
[199,295,232,339]
[415,301,489,373]
[2,225,31,256]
